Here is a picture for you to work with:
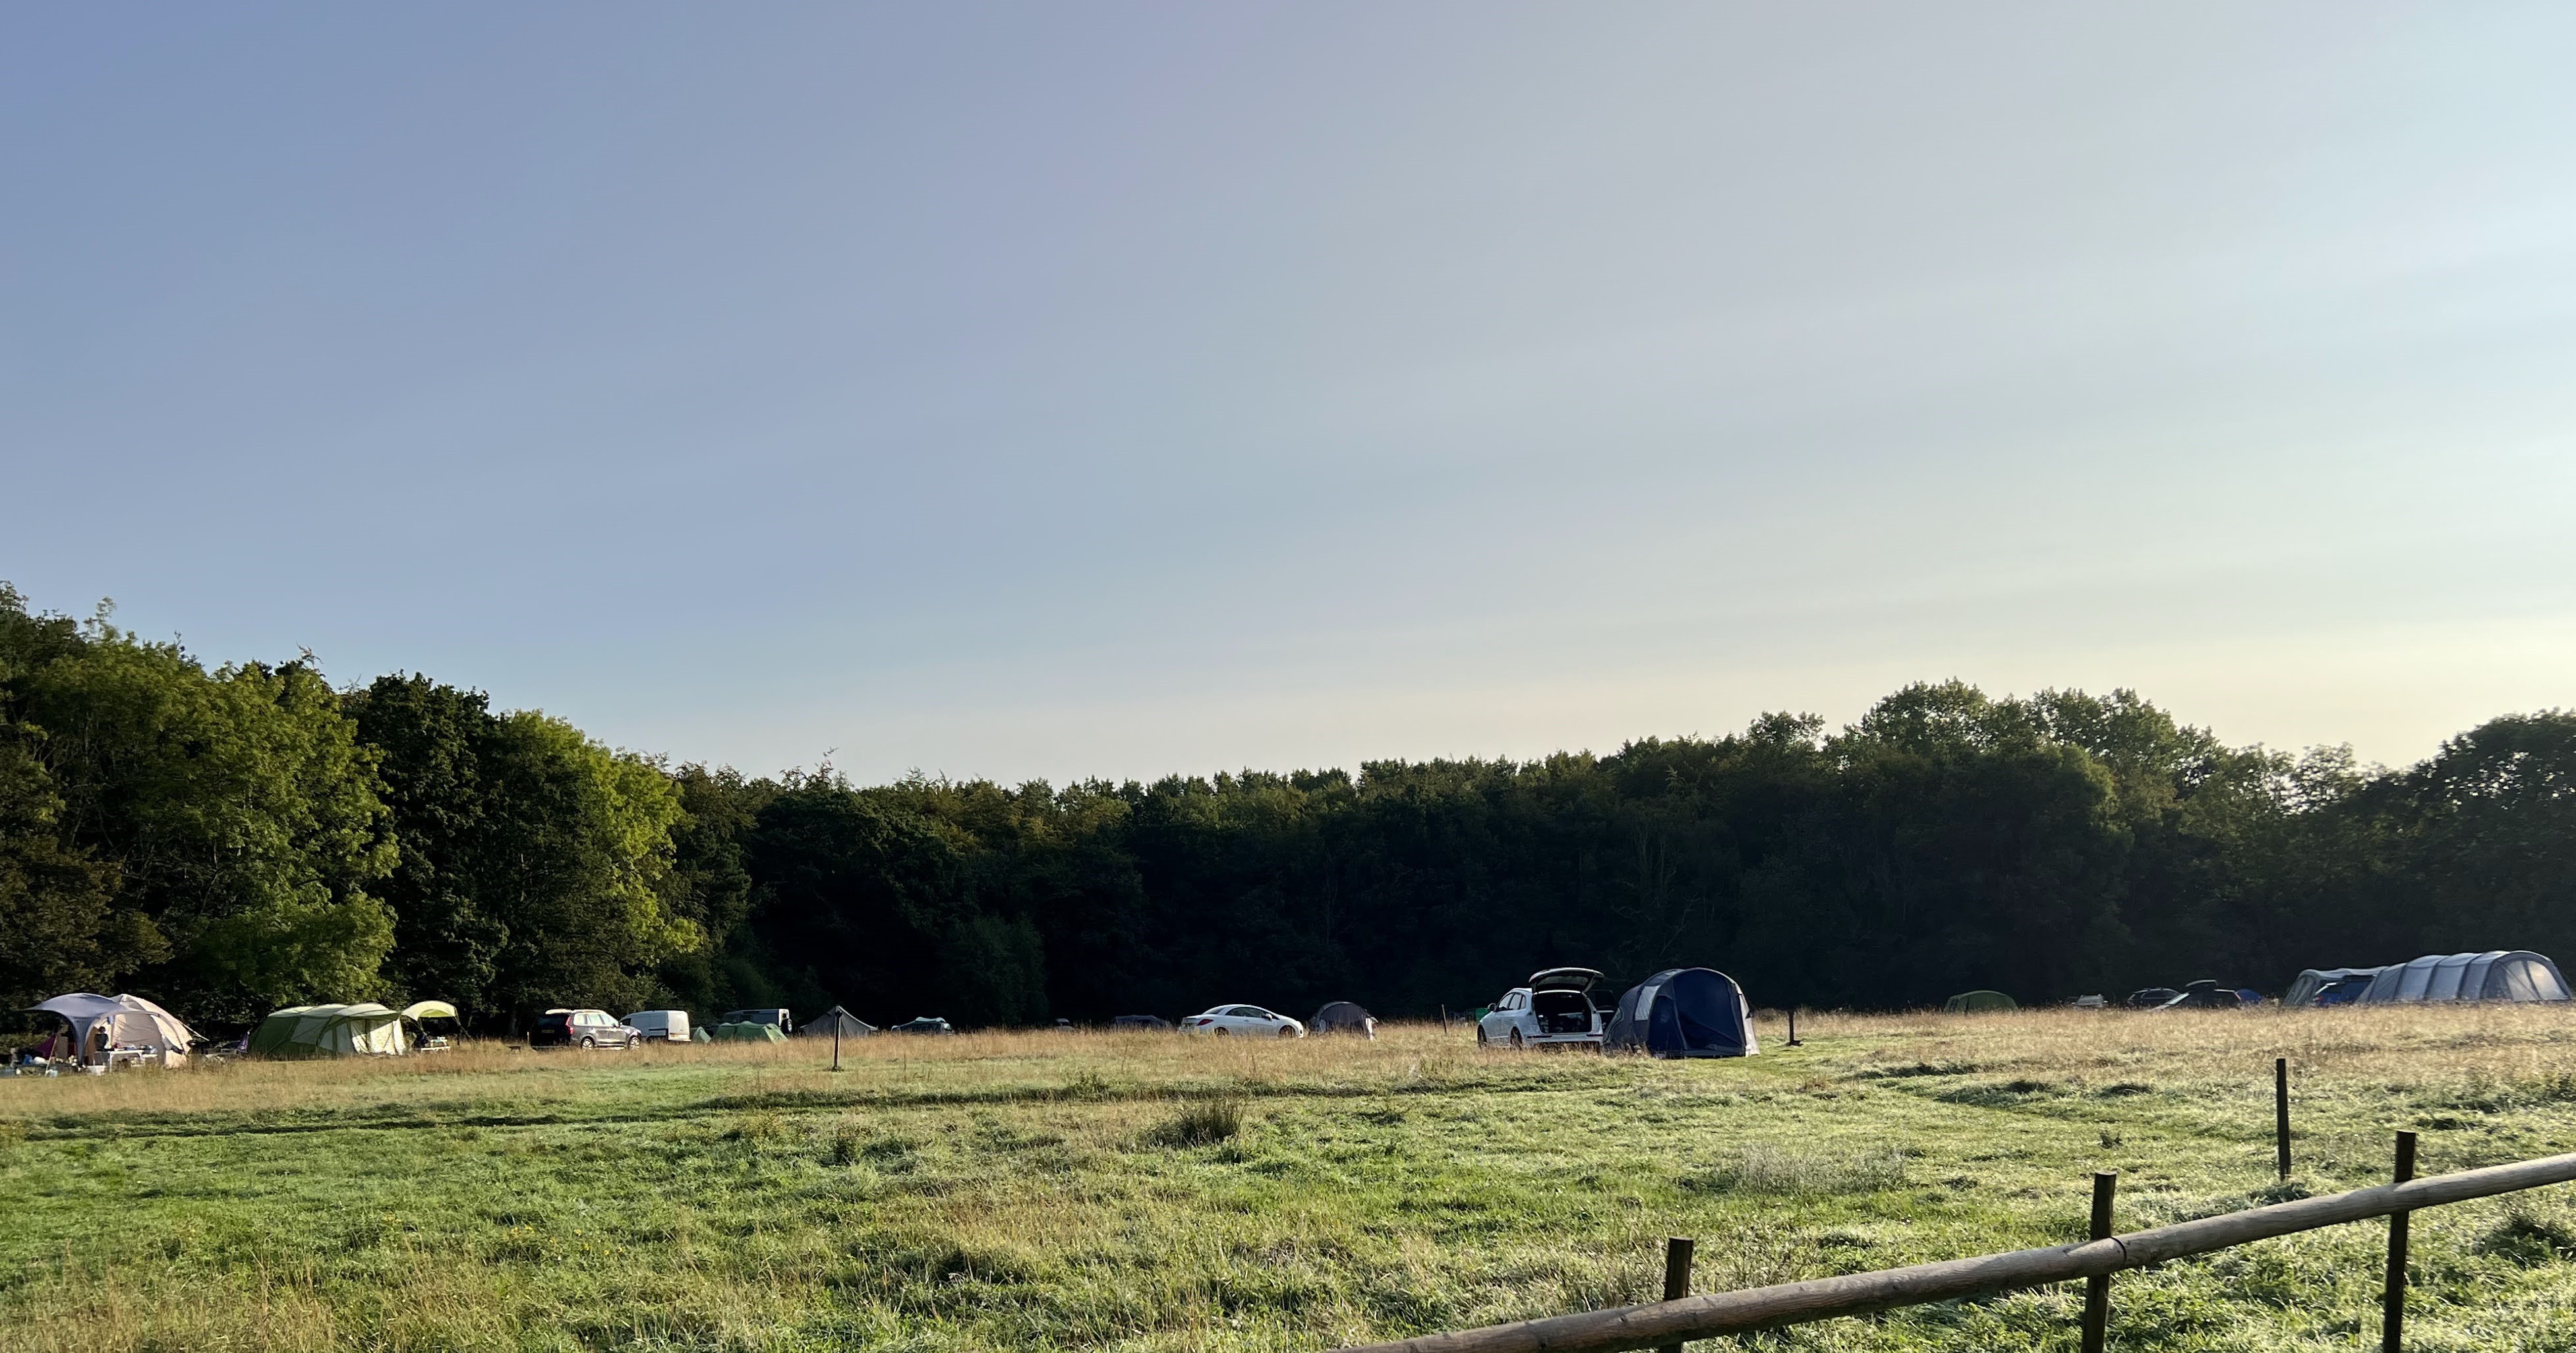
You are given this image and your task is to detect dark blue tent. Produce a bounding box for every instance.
[1606,968,1757,1058]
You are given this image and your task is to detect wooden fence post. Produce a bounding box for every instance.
[833,1025,842,1073]
[2082,1170,2117,1353]
[1786,1009,1801,1047]
[1657,1238,1694,1353]
[2383,1131,2416,1353]
[1658,1232,1700,1350]
[2275,1058,2291,1180]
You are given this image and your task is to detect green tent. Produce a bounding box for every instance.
[707,1021,786,1043]
[249,1003,410,1058]
[1942,990,2020,1013]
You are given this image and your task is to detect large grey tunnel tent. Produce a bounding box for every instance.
[2357,951,2570,1004]
[2285,967,2384,1006]
[1606,969,1757,1058]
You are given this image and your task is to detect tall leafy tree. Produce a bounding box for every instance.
[2,590,395,1019]
[346,673,701,1026]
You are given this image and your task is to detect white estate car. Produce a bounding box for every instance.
[1477,968,1609,1050]
[1186,1005,1306,1038]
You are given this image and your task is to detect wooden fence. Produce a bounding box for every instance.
[1333,1141,2576,1353]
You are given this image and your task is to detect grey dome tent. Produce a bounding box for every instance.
[1606,969,1757,1059]
[1943,990,2018,1013]
[798,1006,876,1039]
[2357,951,2570,1004]
[1309,1002,1377,1037]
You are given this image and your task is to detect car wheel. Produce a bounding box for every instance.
[1277,1026,1296,1038]
[1212,1027,1230,1037]
[1476,1026,1490,1048]
[1508,1029,1525,1050]
[580,1037,595,1050]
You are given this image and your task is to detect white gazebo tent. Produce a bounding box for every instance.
[28,993,201,1069]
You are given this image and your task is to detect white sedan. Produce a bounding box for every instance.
[1185,1005,1306,1038]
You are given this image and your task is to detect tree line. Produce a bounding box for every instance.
[4,582,2570,1032]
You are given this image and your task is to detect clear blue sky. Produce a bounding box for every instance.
[7,5,2573,781]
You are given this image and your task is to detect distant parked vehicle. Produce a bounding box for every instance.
[2124,987,2181,1008]
[2150,980,2244,1010]
[1478,968,1608,1050]
[624,1010,691,1043]
[1186,1006,1304,1038]
[889,1017,954,1035]
[1111,1015,1173,1031]
[531,1008,641,1049]
[718,1008,792,1033]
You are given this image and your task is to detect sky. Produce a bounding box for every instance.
[6,4,2575,783]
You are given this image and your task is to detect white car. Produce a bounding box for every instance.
[1478,968,1609,1050]
[1186,1005,1306,1038]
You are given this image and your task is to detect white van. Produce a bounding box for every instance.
[624,1009,691,1043]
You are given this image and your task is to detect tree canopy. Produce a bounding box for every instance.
[5,582,2572,1031]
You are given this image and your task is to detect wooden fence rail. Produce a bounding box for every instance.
[1333,1147,2576,1353]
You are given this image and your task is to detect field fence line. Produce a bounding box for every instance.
[1333,1145,2576,1353]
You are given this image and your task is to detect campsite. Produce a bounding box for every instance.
[13,1005,2576,1352]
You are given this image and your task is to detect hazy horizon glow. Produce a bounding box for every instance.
[7,5,2573,782]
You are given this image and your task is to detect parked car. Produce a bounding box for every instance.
[1185,1006,1305,1038]
[2124,987,2181,1007]
[2152,980,2245,1010]
[718,1008,792,1033]
[531,1008,641,1050]
[889,1017,954,1035]
[1111,1015,1174,1031]
[1478,968,1608,1050]
[624,1010,691,1043]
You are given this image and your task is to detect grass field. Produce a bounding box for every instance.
[10,1007,2576,1352]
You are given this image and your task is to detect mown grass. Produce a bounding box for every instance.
[10,1007,2576,1350]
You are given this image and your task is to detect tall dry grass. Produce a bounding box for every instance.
[12,1004,2576,1124]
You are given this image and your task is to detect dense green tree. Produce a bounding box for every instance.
[343,676,510,1011]
[2,593,395,1020]
[739,777,1049,1027]
[17,582,2576,1031]
[345,672,701,1026]
[2382,712,2576,959]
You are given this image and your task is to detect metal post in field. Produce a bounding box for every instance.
[833,1025,842,1073]
[2081,1170,2117,1353]
[2275,1058,2291,1180]
[1786,1008,1801,1047]
[1657,1238,1695,1353]
[2384,1131,2416,1353]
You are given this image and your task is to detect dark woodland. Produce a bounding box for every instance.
[5,584,2569,1031]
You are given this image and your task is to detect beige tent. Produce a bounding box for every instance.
[249,1003,410,1058]
[28,993,200,1068]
